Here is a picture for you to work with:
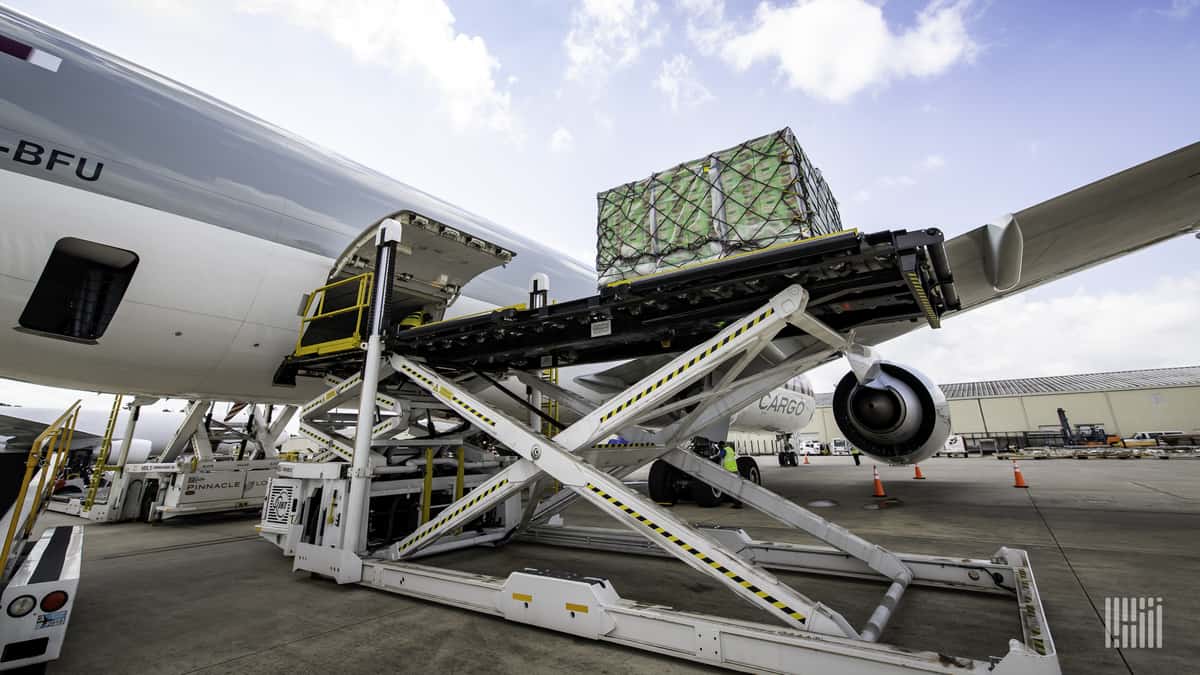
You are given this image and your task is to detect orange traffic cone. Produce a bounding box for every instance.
[913,464,926,480]
[871,465,887,497]
[1012,460,1029,488]
[803,453,810,465]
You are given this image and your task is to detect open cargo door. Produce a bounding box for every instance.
[277,210,514,384]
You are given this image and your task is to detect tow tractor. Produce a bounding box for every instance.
[260,210,1059,674]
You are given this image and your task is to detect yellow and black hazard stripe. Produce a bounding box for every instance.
[585,483,805,623]
[447,394,496,427]
[398,363,496,427]
[299,427,352,457]
[599,308,776,423]
[303,373,364,414]
[905,271,940,328]
[396,478,511,553]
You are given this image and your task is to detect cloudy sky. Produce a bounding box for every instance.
[2,0,1198,409]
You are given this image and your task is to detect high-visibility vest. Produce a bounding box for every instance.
[722,447,738,472]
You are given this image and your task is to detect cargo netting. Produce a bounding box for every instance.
[596,128,842,285]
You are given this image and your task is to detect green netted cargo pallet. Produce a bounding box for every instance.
[596,127,842,285]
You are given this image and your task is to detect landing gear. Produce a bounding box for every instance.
[690,481,724,507]
[778,450,799,466]
[649,447,762,508]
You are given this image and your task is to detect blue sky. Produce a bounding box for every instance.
[3,0,1198,407]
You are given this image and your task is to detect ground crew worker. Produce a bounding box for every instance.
[851,445,862,466]
[721,442,742,508]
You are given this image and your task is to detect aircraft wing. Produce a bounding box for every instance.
[949,141,1199,311]
[581,141,1200,387]
[0,411,100,451]
[847,140,1199,349]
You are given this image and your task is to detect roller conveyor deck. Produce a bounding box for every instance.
[276,227,958,382]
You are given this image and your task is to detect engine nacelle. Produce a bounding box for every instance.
[831,362,950,465]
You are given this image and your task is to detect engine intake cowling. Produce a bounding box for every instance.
[831,362,950,465]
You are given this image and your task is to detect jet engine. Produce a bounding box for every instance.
[831,362,950,465]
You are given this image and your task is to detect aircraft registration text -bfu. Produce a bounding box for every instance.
[1,139,103,181]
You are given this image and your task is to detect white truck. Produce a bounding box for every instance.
[830,438,852,456]
[938,435,967,457]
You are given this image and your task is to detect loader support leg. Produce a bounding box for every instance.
[343,227,398,554]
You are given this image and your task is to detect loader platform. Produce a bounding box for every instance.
[275,226,959,383]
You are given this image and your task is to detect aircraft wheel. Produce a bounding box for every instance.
[737,457,762,485]
[648,460,677,504]
[690,481,724,507]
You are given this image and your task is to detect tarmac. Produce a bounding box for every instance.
[39,455,1200,674]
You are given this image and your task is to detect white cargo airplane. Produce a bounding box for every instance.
[0,7,1197,470]
[0,406,182,459]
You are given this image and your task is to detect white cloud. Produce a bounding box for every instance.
[677,0,730,52]
[235,0,516,135]
[595,111,616,133]
[1159,0,1200,19]
[921,154,946,170]
[654,54,714,111]
[880,174,917,188]
[565,0,665,89]
[807,273,1200,392]
[868,155,943,193]
[550,127,576,153]
[853,188,872,202]
[713,0,977,103]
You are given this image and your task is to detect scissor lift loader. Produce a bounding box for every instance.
[260,211,1059,674]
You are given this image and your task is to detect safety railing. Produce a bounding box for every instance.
[1,400,81,582]
[293,272,374,357]
[82,394,123,511]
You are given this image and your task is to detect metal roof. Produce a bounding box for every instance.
[815,366,1200,405]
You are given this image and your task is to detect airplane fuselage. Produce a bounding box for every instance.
[0,10,815,438]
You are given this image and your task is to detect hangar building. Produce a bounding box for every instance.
[799,366,1200,445]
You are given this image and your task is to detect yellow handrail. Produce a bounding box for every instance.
[293,272,374,357]
[82,394,124,512]
[1,400,81,578]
